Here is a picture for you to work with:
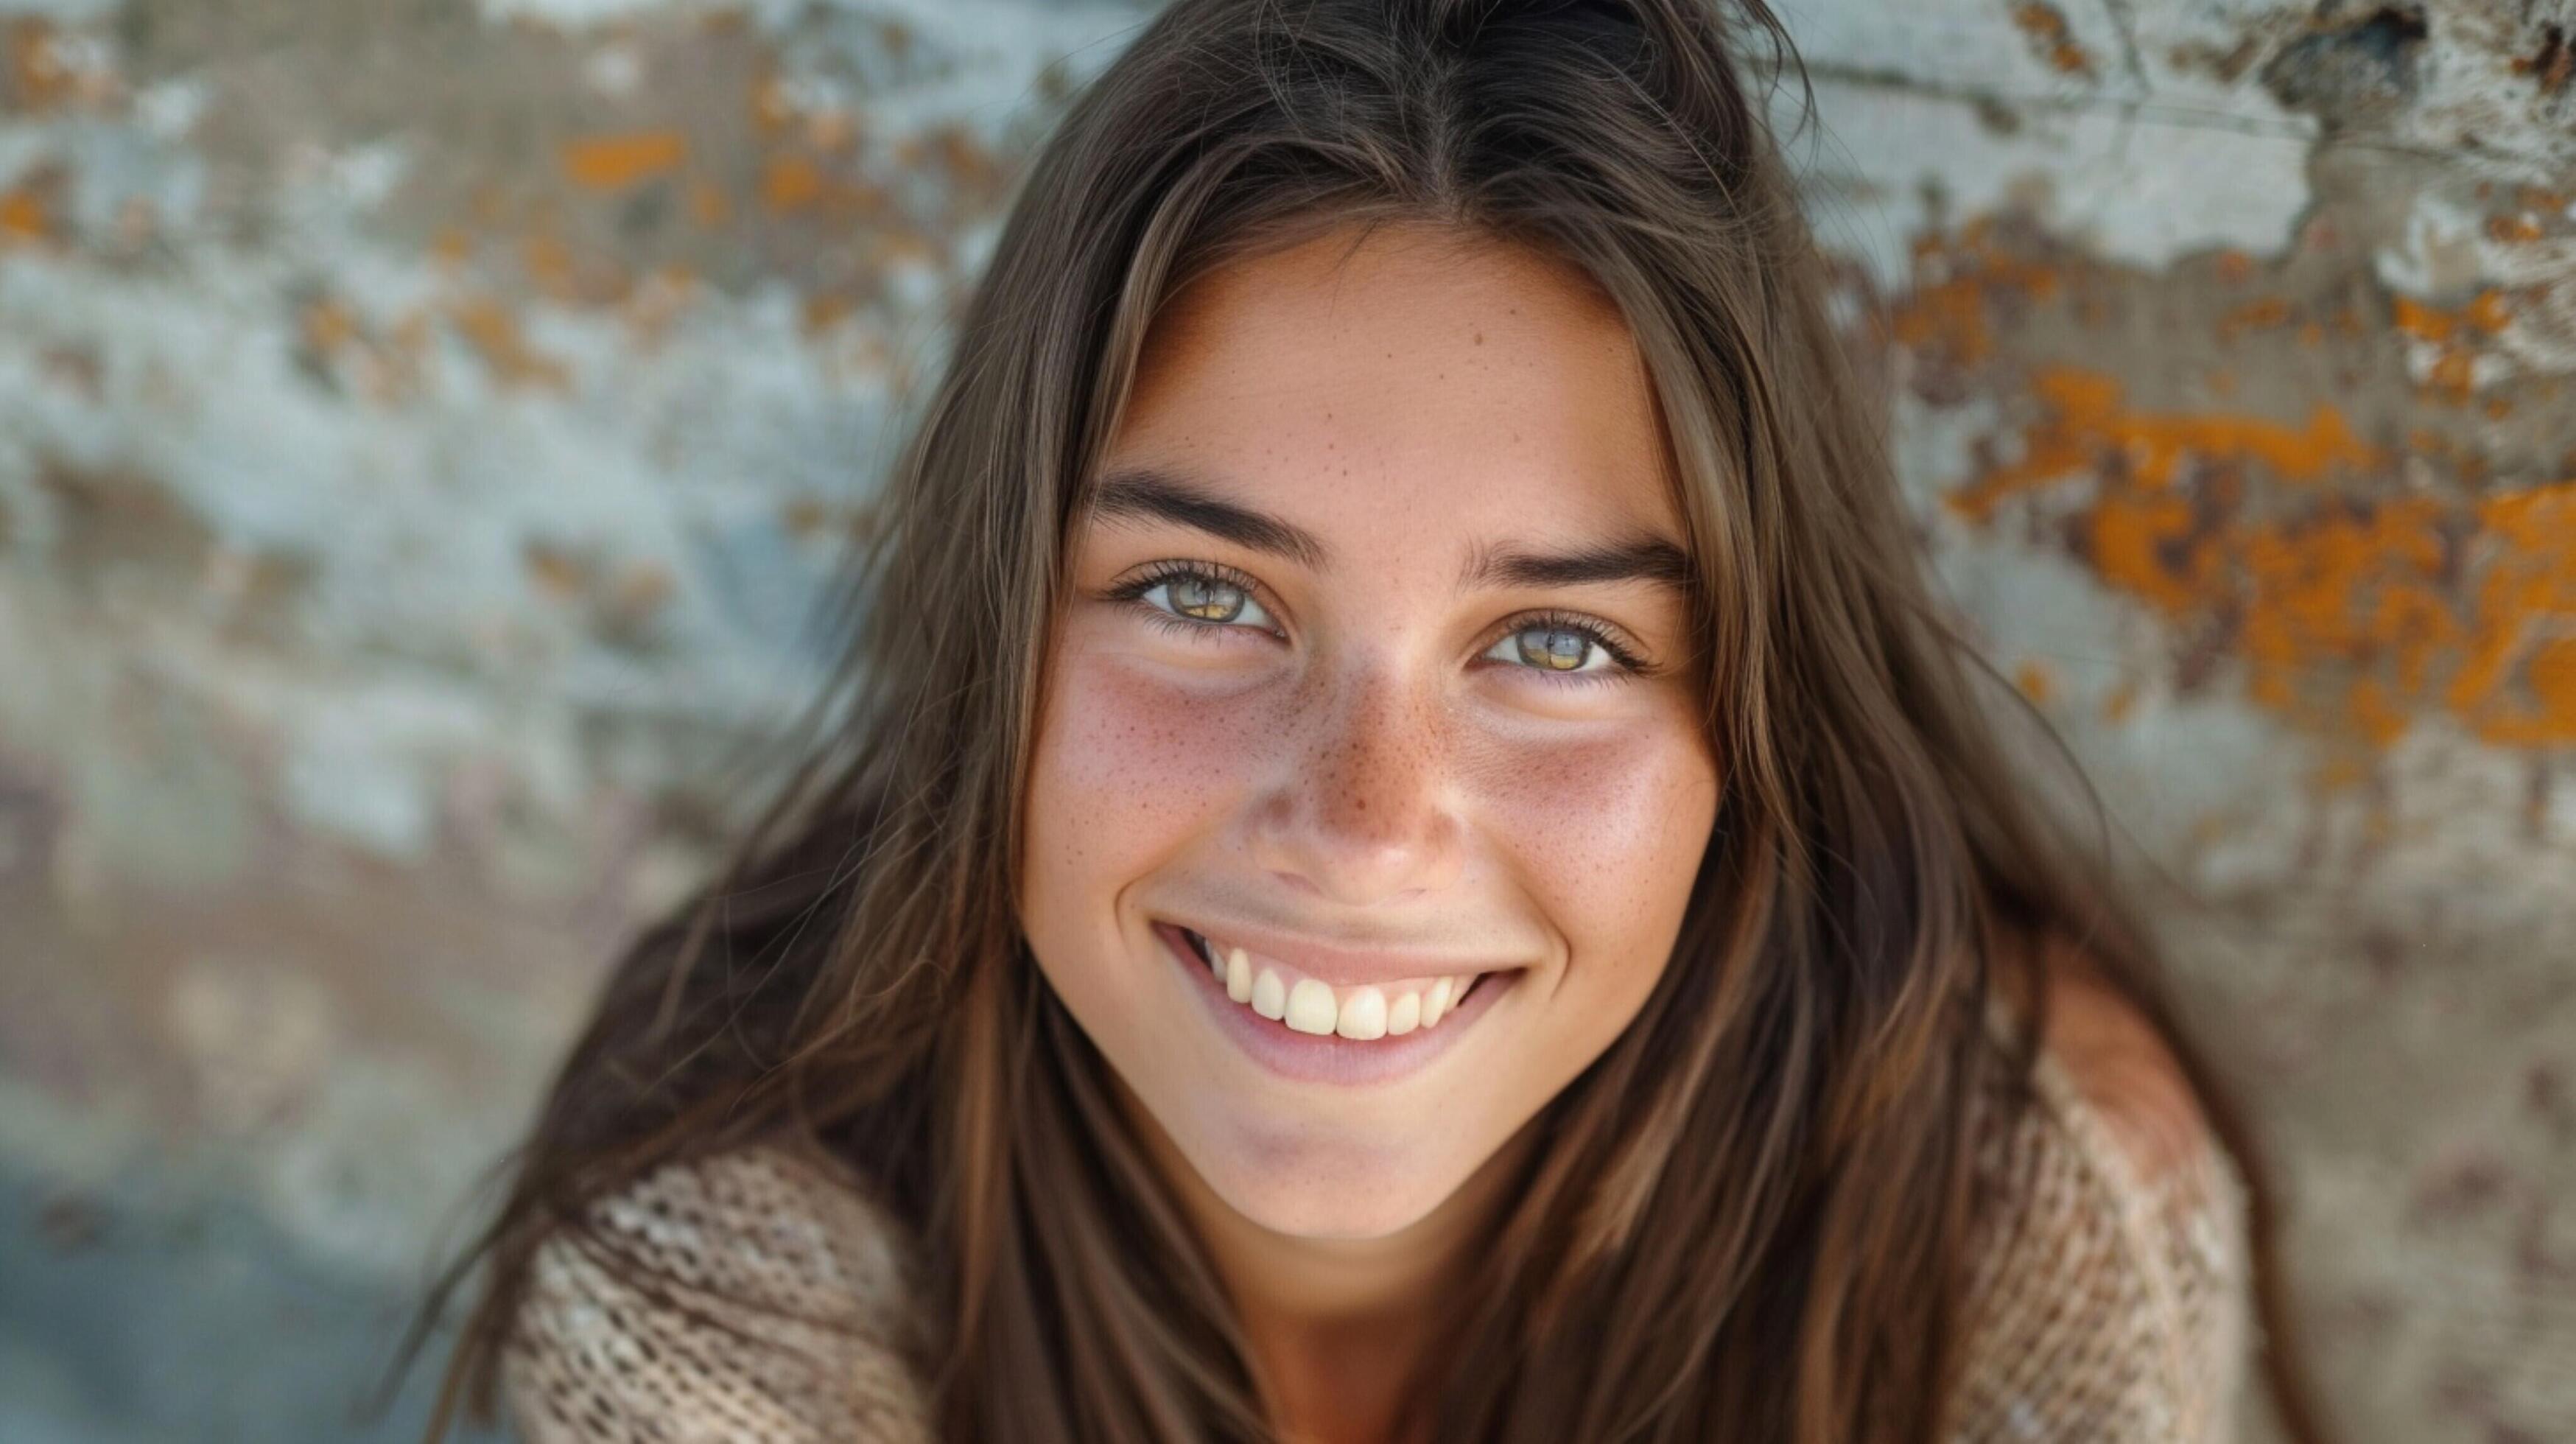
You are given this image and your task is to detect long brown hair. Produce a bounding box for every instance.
[393,1,2326,1439]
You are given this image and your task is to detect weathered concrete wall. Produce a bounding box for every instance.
[0,2,2565,1440]
[1773,2,2576,1437]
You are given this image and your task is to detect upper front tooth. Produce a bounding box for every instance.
[1284,978,1338,1035]
[1224,945,1253,1003]
[1335,986,1388,1040]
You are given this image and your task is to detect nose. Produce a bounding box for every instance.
[1248,658,1465,906]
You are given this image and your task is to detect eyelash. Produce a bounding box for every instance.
[1101,559,1659,687]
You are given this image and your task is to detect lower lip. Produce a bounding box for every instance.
[1154,921,1516,1087]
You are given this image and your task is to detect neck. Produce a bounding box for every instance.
[1118,1082,1532,1444]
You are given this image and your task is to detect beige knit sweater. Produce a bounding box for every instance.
[500,1035,2251,1442]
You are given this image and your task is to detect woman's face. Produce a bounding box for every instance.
[1019,221,1721,1239]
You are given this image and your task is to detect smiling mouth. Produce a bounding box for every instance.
[1175,924,1494,1040]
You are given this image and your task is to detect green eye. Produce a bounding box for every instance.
[1108,561,1279,637]
[1512,625,1595,671]
[1165,572,1247,623]
[1107,561,1651,690]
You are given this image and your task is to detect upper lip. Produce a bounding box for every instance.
[1161,914,1526,987]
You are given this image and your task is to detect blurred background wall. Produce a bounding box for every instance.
[0,1,2567,1440]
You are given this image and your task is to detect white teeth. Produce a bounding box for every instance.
[1335,986,1388,1040]
[1190,927,1490,1042]
[1284,978,1338,1035]
[1251,967,1288,1020]
[1385,990,1420,1035]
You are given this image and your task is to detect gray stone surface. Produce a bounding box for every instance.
[1,2,2569,1440]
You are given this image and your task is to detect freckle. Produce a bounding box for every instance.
[1474,330,1484,345]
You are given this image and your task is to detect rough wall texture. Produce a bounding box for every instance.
[0,1,2566,1441]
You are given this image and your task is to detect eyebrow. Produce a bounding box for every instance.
[1087,463,1695,597]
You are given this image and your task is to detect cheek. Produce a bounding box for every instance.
[1461,718,1718,993]
[1022,637,1254,923]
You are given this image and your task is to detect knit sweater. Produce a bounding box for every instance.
[499,1033,2251,1442]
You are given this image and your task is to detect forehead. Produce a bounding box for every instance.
[1106,223,1682,553]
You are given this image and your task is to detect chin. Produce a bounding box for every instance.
[1182,1112,1477,1240]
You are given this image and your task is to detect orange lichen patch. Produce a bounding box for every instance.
[560,130,687,192]
[1891,225,2065,371]
[800,290,859,335]
[2445,483,2576,744]
[2424,349,2476,400]
[751,73,794,134]
[2393,295,2457,342]
[2217,296,2291,340]
[782,497,830,538]
[761,153,824,212]
[2487,212,2546,245]
[2010,1,2096,77]
[522,233,578,299]
[0,186,48,243]
[869,229,939,267]
[2091,492,2217,615]
[449,298,571,390]
[2102,679,2139,723]
[1984,458,2576,747]
[2236,498,2457,719]
[1895,277,1996,366]
[600,561,675,634]
[1941,358,2576,748]
[931,125,1003,195]
[7,18,73,113]
[1948,367,2375,521]
[2394,290,2515,402]
[2012,659,2057,704]
[523,540,589,600]
[2212,250,2256,285]
[688,178,731,228]
[804,108,859,153]
[301,298,358,355]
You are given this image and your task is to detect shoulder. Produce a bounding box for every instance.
[1951,930,2253,1442]
[500,1142,937,1444]
[2024,932,2220,1188]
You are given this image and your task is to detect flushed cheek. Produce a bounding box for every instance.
[1028,642,1271,887]
[1030,645,1262,846]
[1458,720,1717,985]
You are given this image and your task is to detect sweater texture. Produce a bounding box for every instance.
[499,1015,2250,1442]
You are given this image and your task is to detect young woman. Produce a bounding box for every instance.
[400,1,2330,1440]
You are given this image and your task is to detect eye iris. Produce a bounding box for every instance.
[1169,573,1243,622]
[1517,626,1590,670]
